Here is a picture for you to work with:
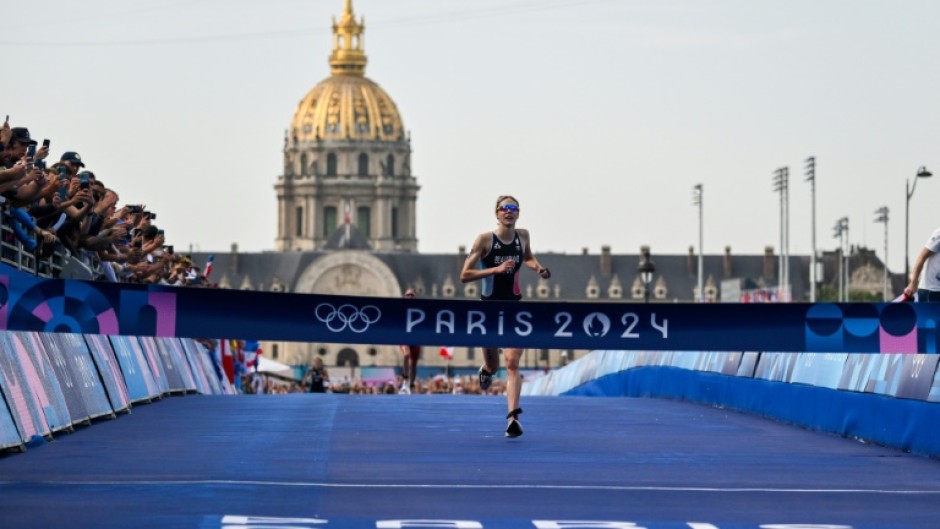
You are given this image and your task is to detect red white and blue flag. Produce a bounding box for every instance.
[439,346,454,360]
[243,340,263,370]
[204,255,215,278]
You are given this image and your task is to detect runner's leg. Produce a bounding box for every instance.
[503,348,522,413]
[408,350,419,388]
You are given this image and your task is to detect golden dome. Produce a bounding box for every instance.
[290,0,405,143]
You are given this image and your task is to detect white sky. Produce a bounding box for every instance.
[4,0,939,273]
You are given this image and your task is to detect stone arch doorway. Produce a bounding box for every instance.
[336,348,359,367]
[294,251,402,297]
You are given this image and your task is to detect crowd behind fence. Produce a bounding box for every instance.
[1,120,213,286]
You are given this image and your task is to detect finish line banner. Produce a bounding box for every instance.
[1,267,939,353]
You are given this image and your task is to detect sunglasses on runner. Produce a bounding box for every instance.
[498,204,519,212]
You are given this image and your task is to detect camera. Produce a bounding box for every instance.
[127,204,143,213]
[147,212,157,220]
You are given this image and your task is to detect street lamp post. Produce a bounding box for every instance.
[833,217,848,302]
[805,157,817,302]
[874,206,889,301]
[638,249,656,304]
[773,167,789,300]
[905,166,933,282]
[692,184,703,302]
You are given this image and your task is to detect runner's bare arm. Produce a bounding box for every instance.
[460,232,505,282]
[519,230,551,278]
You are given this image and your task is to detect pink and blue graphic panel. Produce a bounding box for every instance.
[178,338,213,394]
[109,335,161,402]
[39,333,112,421]
[0,332,52,441]
[83,334,132,413]
[136,336,170,394]
[15,332,71,432]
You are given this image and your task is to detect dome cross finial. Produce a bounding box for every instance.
[330,0,367,76]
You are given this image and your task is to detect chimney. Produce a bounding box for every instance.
[230,243,239,275]
[723,246,733,279]
[600,245,612,276]
[763,246,775,281]
[582,247,589,256]
[687,246,695,276]
[458,245,467,263]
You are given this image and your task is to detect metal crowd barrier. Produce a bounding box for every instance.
[0,205,91,280]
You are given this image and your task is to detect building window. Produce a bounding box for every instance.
[467,347,475,361]
[272,344,279,360]
[537,283,550,298]
[357,206,370,238]
[358,153,369,176]
[386,153,395,176]
[464,283,478,298]
[326,153,337,176]
[391,206,399,239]
[323,206,337,238]
[300,153,307,176]
[295,206,304,237]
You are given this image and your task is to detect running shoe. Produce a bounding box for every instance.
[478,366,493,391]
[398,383,410,395]
[505,418,523,438]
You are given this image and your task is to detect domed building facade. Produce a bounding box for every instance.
[276,0,418,253]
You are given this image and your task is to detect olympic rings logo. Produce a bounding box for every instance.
[314,303,382,333]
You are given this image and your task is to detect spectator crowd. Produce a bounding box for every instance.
[1,118,213,286]
[242,372,508,396]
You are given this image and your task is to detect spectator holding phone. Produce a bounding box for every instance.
[58,151,85,176]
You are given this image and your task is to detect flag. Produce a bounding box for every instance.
[243,340,263,370]
[344,202,351,225]
[220,339,235,384]
[439,346,454,360]
[204,254,215,278]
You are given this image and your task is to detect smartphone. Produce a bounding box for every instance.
[57,168,69,200]
[133,239,143,250]
[156,229,165,237]
[79,172,90,189]
[166,245,174,255]
[148,213,157,220]
[26,144,36,159]
[42,139,50,148]
[35,160,46,171]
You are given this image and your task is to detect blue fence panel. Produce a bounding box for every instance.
[83,334,132,413]
[0,333,51,441]
[39,333,112,421]
[109,335,160,403]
